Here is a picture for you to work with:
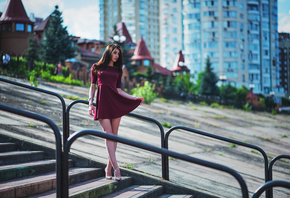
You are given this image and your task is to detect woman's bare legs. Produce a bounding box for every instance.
[99,117,122,178]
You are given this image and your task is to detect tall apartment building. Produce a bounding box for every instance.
[99,0,160,63]
[183,0,279,94]
[159,0,183,68]
[279,33,290,96]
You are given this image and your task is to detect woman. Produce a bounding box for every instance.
[88,44,143,180]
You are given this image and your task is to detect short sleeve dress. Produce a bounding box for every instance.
[91,65,142,120]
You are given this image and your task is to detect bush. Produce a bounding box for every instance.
[200,101,208,106]
[132,81,157,104]
[211,102,221,108]
[29,70,38,87]
[8,57,29,77]
[243,103,252,112]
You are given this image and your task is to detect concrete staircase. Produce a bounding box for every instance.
[0,141,197,198]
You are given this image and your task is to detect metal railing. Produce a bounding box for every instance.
[0,103,63,198]
[252,180,290,198]
[0,77,67,146]
[66,99,167,178]
[62,129,249,198]
[268,154,290,198]
[164,126,269,183]
[1,78,289,198]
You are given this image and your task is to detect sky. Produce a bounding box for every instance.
[0,0,100,39]
[0,0,290,39]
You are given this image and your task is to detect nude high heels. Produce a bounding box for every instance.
[114,169,122,181]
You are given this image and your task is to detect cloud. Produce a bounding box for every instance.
[63,5,100,39]
[22,0,64,18]
[278,15,290,33]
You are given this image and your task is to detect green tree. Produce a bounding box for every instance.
[220,83,238,103]
[41,5,76,64]
[163,74,177,98]
[236,85,249,108]
[198,56,219,96]
[25,37,41,71]
[173,73,195,94]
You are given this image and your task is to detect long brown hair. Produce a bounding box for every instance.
[92,44,123,75]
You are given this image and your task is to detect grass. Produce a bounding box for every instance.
[162,122,172,128]
[254,135,272,142]
[212,115,228,119]
[40,100,46,104]
[123,163,134,170]
[281,134,288,138]
[29,122,37,128]
[230,143,237,148]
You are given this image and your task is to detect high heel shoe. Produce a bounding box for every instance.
[114,169,122,181]
[105,167,112,180]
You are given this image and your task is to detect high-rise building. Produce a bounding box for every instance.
[99,0,121,41]
[279,33,290,96]
[182,0,279,94]
[159,0,183,69]
[99,0,160,63]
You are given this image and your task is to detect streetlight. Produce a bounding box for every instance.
[219,74,227,86]
[178,61,184,67]
[113,35,126,43]
[249,84,255,91]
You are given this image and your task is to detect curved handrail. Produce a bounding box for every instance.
[0,77,67,145]
[252,180,290,198]
[62,129,249,198]
[0,103,63,198]
[66,99,167,178]
[66,100,164,145]
[268,155,290,198]
[164,126,269,185]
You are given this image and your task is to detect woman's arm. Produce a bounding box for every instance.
[117,88,144,104]
[88,83,97,116]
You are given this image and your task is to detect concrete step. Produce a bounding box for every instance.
[102,185,164,198]
[159,195,194,198]
[0,167,102,198]
[0,159,75,182]
[0,142,17,152]
[30,176,134,198]
[0,150,45,165]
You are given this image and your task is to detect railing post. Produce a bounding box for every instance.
[268,155,290,198]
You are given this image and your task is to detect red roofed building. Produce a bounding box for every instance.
[172,50,190,76]
[33,15,50,41]
[0,0,34,55]
[131,37,154,74]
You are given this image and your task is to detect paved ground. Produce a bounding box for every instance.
[0,76,290,198]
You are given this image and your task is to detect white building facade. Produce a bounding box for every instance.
[99,0,160,63]
[159,0,183,69]
[183,0,279,94]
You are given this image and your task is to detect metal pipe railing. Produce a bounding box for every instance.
[252,180,290,198]
[268,154,290,198]
[0,77,67,146]
[63,129,249,198]
[164,126,269,190]
[0,103,63,198]
[66,99,167,178]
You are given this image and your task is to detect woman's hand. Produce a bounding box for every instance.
[137,97,144,105]
[88,104,95,116]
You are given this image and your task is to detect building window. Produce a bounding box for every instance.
[16,23,25,31]
[1,23,12,32]
[223,11,237,18]
[144,60,150,66]
[27,24,32,32]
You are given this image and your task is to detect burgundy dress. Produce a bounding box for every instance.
[91,65,141,120]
